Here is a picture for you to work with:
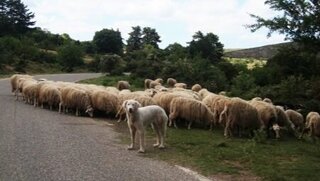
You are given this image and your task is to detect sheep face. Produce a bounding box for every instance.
[125,100,141,113]
[86,106,94,117]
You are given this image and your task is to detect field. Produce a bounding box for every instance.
[83,75,320,181]
[225,57,267,70]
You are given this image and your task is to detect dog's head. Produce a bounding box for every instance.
[124,99,141,114]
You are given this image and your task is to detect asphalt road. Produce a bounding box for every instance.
[0,73,201,181]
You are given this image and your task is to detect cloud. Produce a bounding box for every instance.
[24,0,287,48]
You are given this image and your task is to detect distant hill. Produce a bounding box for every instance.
[224,42,293,59]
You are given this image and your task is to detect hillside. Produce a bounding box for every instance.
[224,42,293,59]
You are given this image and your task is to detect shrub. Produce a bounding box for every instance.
[58,43,84,72]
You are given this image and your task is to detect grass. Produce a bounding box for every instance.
[225,57,267,69]
[82,75,320,180]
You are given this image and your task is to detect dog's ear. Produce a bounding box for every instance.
[122,100,128,109]
[135,101,142,109]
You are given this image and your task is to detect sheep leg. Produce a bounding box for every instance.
[76,108,79,116]
[50,104,53,111]
[59,103,62,113]
[152,123,160,147]
[188,120,193,130]
[128,124,136,150]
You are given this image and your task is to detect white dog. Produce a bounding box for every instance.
[123,99,168,153]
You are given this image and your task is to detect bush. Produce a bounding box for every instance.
[58,43,84,72]
[98,54,126,75]
[230,72,259,100]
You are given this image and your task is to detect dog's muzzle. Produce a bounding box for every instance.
[129,108,133,113]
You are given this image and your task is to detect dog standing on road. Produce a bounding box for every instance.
[123,99,168,153]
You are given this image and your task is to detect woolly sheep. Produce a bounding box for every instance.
[21,81,38,105]
[149,81,161,89]
[166,78,177,88]
[301,112,320,139]
[263,98,273,104]
[250,100,278,137]
[59,87,93,117]
[152,92,184,115]
[10,74,33,94]
[198,88,215,100]
[285,109,304,132]
[174,82,187,89]
[38,84,61,110]
[16,78,37,101]
[275,106,296,138]
[105,86,120,94]
[220,98,264,137]
[154,78,164,84]
[117,81,130,90]
[90,90,120,117]
[144,79,153,89]
[169,97,214,129]
[191,84,202,92]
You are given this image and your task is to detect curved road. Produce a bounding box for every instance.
[0,73,201,181]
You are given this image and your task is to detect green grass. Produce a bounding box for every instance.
[78,74,145,91]
[225,57,267,69]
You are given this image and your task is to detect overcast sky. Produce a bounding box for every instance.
[24,0,287,49]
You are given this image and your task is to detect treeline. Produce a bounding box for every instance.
[1,0,320,113]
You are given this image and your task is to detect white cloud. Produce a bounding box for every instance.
[23,0,287,48]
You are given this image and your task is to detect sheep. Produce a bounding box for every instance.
[274,106,296,138]
[169,97,214,129]
[174,82,187,89]
[250,100,278,137]
[251,97,262,101]
[144,79,153,89]
[105,86,120,94]
[170,88,201,100]
[202,94,230,129]
[166,78,177,88]
[154,78,164,84]
[90,90,120,117]
[191,84,202,92]
[59,87,93,117]
[149,81,161,89]
[21,81,38,105]
[16,78,37,101]
[38,84,61,110]
[198,88,215,100]
[300,112,320,139]
[220,98,264,137]
[117,81,130,90]
[263,98,273,104]
[285,109,304,132]
[152,92,184,115]
[10,74,33,93]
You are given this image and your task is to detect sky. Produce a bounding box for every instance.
[23,0,288,49]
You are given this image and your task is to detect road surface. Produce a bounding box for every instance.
[0,73,202,181]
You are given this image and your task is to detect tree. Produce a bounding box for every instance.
[98,54,126,75]
[247,0,320,50]
[93,28,123,55]
[126,26,143,52]
[188,31,224,63]
[142,27,161,49]
[0,0,35,36]
[58,44,84,72]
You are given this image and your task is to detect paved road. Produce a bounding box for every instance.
[0,73,201,181]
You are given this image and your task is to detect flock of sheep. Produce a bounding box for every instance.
[10,74,320,140]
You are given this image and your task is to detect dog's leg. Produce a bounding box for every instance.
[159,122,166,149]
[128,124,136,150]
[138,128,145,153]
[152,123,160,147]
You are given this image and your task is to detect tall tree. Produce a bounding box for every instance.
[142,27,161,49]
[93,28,123,55]
[126,26,142,52]
[188,31,224,63]
[247,0,320,50]
[0,0,35,36]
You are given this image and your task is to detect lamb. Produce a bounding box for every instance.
[285,109,304,132]
[59,87,93,117]
[123,99,168,153]
[250,100,278,137]
[90,90,120,117]
[220,98,264,137]
[117,81,130,90]
[144,79,153,89]
[166,78,177,88]
[191,84,202,92]
[174,82,187,89]
[300,112,320,139]
[169,97,214,129]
